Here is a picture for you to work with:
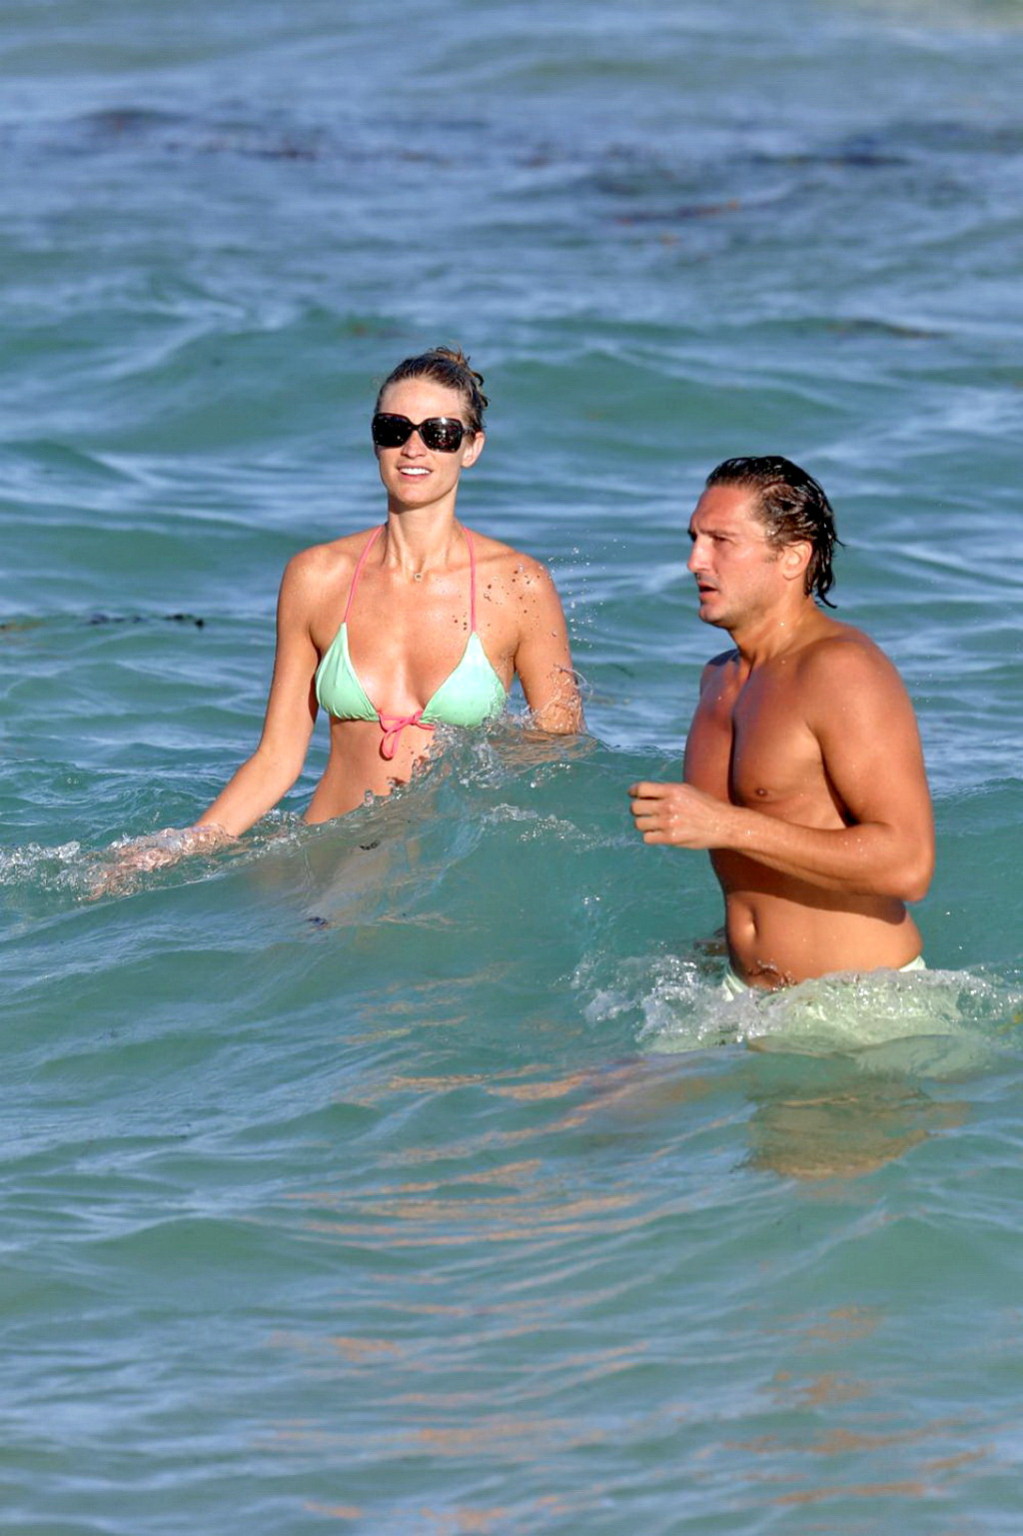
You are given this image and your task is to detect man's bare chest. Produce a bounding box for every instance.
[686,664,825,811]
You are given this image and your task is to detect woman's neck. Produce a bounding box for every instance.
[380,507,465,578]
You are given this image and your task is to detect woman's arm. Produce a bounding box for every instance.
[192,551,321,837]
[510,557,583,733]
[93,554,321,892]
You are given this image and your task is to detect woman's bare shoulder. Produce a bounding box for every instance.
[467,529,557,591]
[284,528,376,587]
[465,531,570,657]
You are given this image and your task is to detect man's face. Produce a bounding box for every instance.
[686,483,786,632]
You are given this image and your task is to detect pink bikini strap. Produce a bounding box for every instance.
[465,528,478,633]
[378,712,435,761]
[343,526,476,761]
[343,525,384,624]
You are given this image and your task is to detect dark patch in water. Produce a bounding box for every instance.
[86,613,206,628]
[76,107,187,137]
[60,107,325,163]
[616,198,743,225]
[826,318,937,341]
[751,147,908,170]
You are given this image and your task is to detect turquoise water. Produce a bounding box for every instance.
[3,1,1023,1530]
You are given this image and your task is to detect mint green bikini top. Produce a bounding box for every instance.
[314,525,507,759]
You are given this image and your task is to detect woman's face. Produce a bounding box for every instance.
[374,377,485,508]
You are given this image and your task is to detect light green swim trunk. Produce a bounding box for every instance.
[721,954,927,999]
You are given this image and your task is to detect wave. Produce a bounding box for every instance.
[4,726,1020,1076]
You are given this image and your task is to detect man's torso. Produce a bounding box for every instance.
[684,626,922,987]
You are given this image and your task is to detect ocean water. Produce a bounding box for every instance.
[3,0,1023,1531]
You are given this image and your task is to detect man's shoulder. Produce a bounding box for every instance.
[696,647,741,697]
[702,645,740,675]
[796,617,912,724]
[798,617,893,676]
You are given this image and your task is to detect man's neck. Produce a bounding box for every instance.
[727,599,830,668]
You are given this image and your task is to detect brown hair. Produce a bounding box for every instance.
[375,346,489,437]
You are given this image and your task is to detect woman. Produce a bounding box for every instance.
[112,347,582,873]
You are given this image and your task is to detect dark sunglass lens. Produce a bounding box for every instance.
[371,414,413,448]
[371,414,466,451]
[419,418,465,451]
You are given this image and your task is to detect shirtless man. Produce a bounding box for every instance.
[629,456,934,992]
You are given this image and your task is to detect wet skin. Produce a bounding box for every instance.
[630,484,934,989]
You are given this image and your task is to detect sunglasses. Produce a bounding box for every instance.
[371,413,468,452]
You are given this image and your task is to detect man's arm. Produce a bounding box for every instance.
[630,640,934,901]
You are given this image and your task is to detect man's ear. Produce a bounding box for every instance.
[780,539,812,585]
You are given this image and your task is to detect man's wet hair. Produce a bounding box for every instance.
[706,455,842,606]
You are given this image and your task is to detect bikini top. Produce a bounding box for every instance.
[314,525,508,760]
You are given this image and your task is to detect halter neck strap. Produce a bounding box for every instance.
[465,528,478,633]
[344,525,478,628]
[342,525,384,624]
